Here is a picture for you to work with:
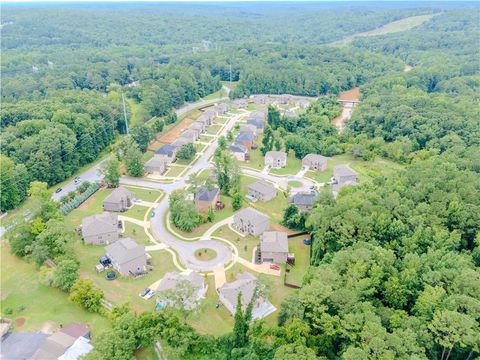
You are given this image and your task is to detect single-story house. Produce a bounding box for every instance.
[218,272,276,319]
[284,110,296,118]
[298,99,310,109]
[215,103,229,115]
[194,186,220,213]
[265,151,287,169]
[105,238,147,276]
[260,231,289,264]
[155,144,178,162]
[103,186,135,212]
[248,181,277,202]
[230,143,250,162]
[302,154,328,171]
[81,212,119,245]
[247,118,265,134]
[156,271,207,310]
[233,207,270,236]
[240,124,257,137]
[289,191,317,212]
[233,99,248,109]
[144,154,169,175]
[235,131,255,150]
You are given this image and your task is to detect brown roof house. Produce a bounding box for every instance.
[81,212,119,245]
[265,151,287,169]
[235,131,255,150]
[218,272,276,319]
[302,154,328,171]
[248,181,277,202]
[103,186,135,212]
[105,238,147,276]
[233,207,270,236]
[195,186,220,213]
[229,143,249,162]
[260,231,289,264]
[144,154,169,175]
[289,191,317,212]
[156,271,207,310]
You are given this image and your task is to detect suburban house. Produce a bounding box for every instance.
[233,207,270,236]
[333,164,359,186]
[103,186,135,212]
[265,151,287,168]
[298,99,310,109]
[235,131,255,149]
[105,238,147,276]
[218,272,276,319]
[81,212,119,245]
[302,154,328,171]
[144,154,169,175]
[240,124,257,137]
[30,323,93,360]
[247,118,265,133]
[248,181,277,202]
[190,121,206,133]
[260,231,289,263]
[155,144,178,162]
[279,94,292,104]
[195,186,220,212]
[289,191,317,212]
[180,129,198,143]
[214,103,229,115]
[230,143,250,162]
[284,109,296,118]
[156,271,207,310]
[249,111,267,122]
[252,94,268,105]
[233,99,248,109]
[172,137,191,148]
[203,109,217,123]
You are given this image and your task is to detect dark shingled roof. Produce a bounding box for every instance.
[196,186,219,202]
[236,131,254,142]
[290,191,317,206]
[155,144,176,157]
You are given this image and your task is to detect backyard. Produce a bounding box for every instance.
[284,235,311,287]
[212,225,259,260]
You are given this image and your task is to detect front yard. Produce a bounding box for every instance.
[122,222,152,245]
[165,165,188,177]
[206,124,223,135]
[270,150,302,176]
[212,225,259,261]
[124,205,149,221]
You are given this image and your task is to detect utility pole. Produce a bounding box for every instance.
[121,92,129,135]
[229,63,232,87]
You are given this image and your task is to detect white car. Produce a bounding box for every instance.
[144,289,156,299]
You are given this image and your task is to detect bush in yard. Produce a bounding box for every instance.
[232,192,243,211]
[124,144,144,177]
[176,143,196,161]
[77,181,91,194]
[69,278,104,313]
[59,182,100,215]
[53,258,80,291]
[169,190,200,232]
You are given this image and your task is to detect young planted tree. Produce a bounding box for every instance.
[177,143,196,161]
[100,157,120,187]
[130,124,154,152]
[124,144,144,177]
[69,278,104,313]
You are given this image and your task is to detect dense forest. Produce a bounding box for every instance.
[1,2,479,360]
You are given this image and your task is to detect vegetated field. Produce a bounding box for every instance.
[241,146,265,171]
[0,244,111,335]
[240,175,288,223]
[164,165,188,178]
[284,235,311,287]
[338,14,434,44]
[206,124,223,135]
[201,88,228,100]
[123,222,152,245]
[124,205,149,221]
[194,143,207,153]
[199,134,214,143]
[75,242,176,313]
[270,150,302,176]
[126,186,163,203]
[305,153,404,184]
[127,98,146,126]
[213,225,259,261]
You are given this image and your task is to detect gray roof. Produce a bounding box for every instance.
[190,121,204,130]
[31,331,77,360]
[303,154,328,164]
[203,109,216,118]
[236,131,254,142]
[156,271,204,292]
[156,144,177,157]
[1,332,49,360]
[105,238,145,265]
[195,186,219,202]
[247,119,265,128]
[290,191,317,206]
[248,181,276,195]
[261,231,289,253]
[218,272,257,310]
[104,186,134,204]
[145,155,168,168]
[265,151,286,161]
[173,137,191,147]
[235,207,269,225]
[82,212,118,237]
[230,143,248,153]
[250,111,266,121]
[240,124,256,133]
[334,164,358,177]
[215,103,229,112]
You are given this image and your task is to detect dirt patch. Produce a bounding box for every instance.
[404,64,413,72]
[39,320,59,334]
[339,87,360,102]
[15,317,25,328]
[159,117,195,144]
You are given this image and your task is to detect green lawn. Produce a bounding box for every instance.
[124,205,149,221]
[247,103,258,111]
[242,146,265,171]
[201,88,228,101]
[75,242,176,313]
[122,222,152,245]
[65,188,114,228]
[142,151,154,162]
[125,186,162,202]
[206,124,223,135]
[270,150,302,176]
[165,165,188,177]
[0,244,111,336]
[127,98,147,125]
[212,225,258,261]
[240,175,288,223]
[304,154,404,184]
[285,236,311,287]
[215,116,229,125]
[287,180,303,188]
[199,134,214,143]
[194,143,207,153]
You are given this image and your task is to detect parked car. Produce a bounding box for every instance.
[144,289,156,299]
[139,288,150,298]
[74,177,80,184]
[55,188,63,193]
[303,239,312,245]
